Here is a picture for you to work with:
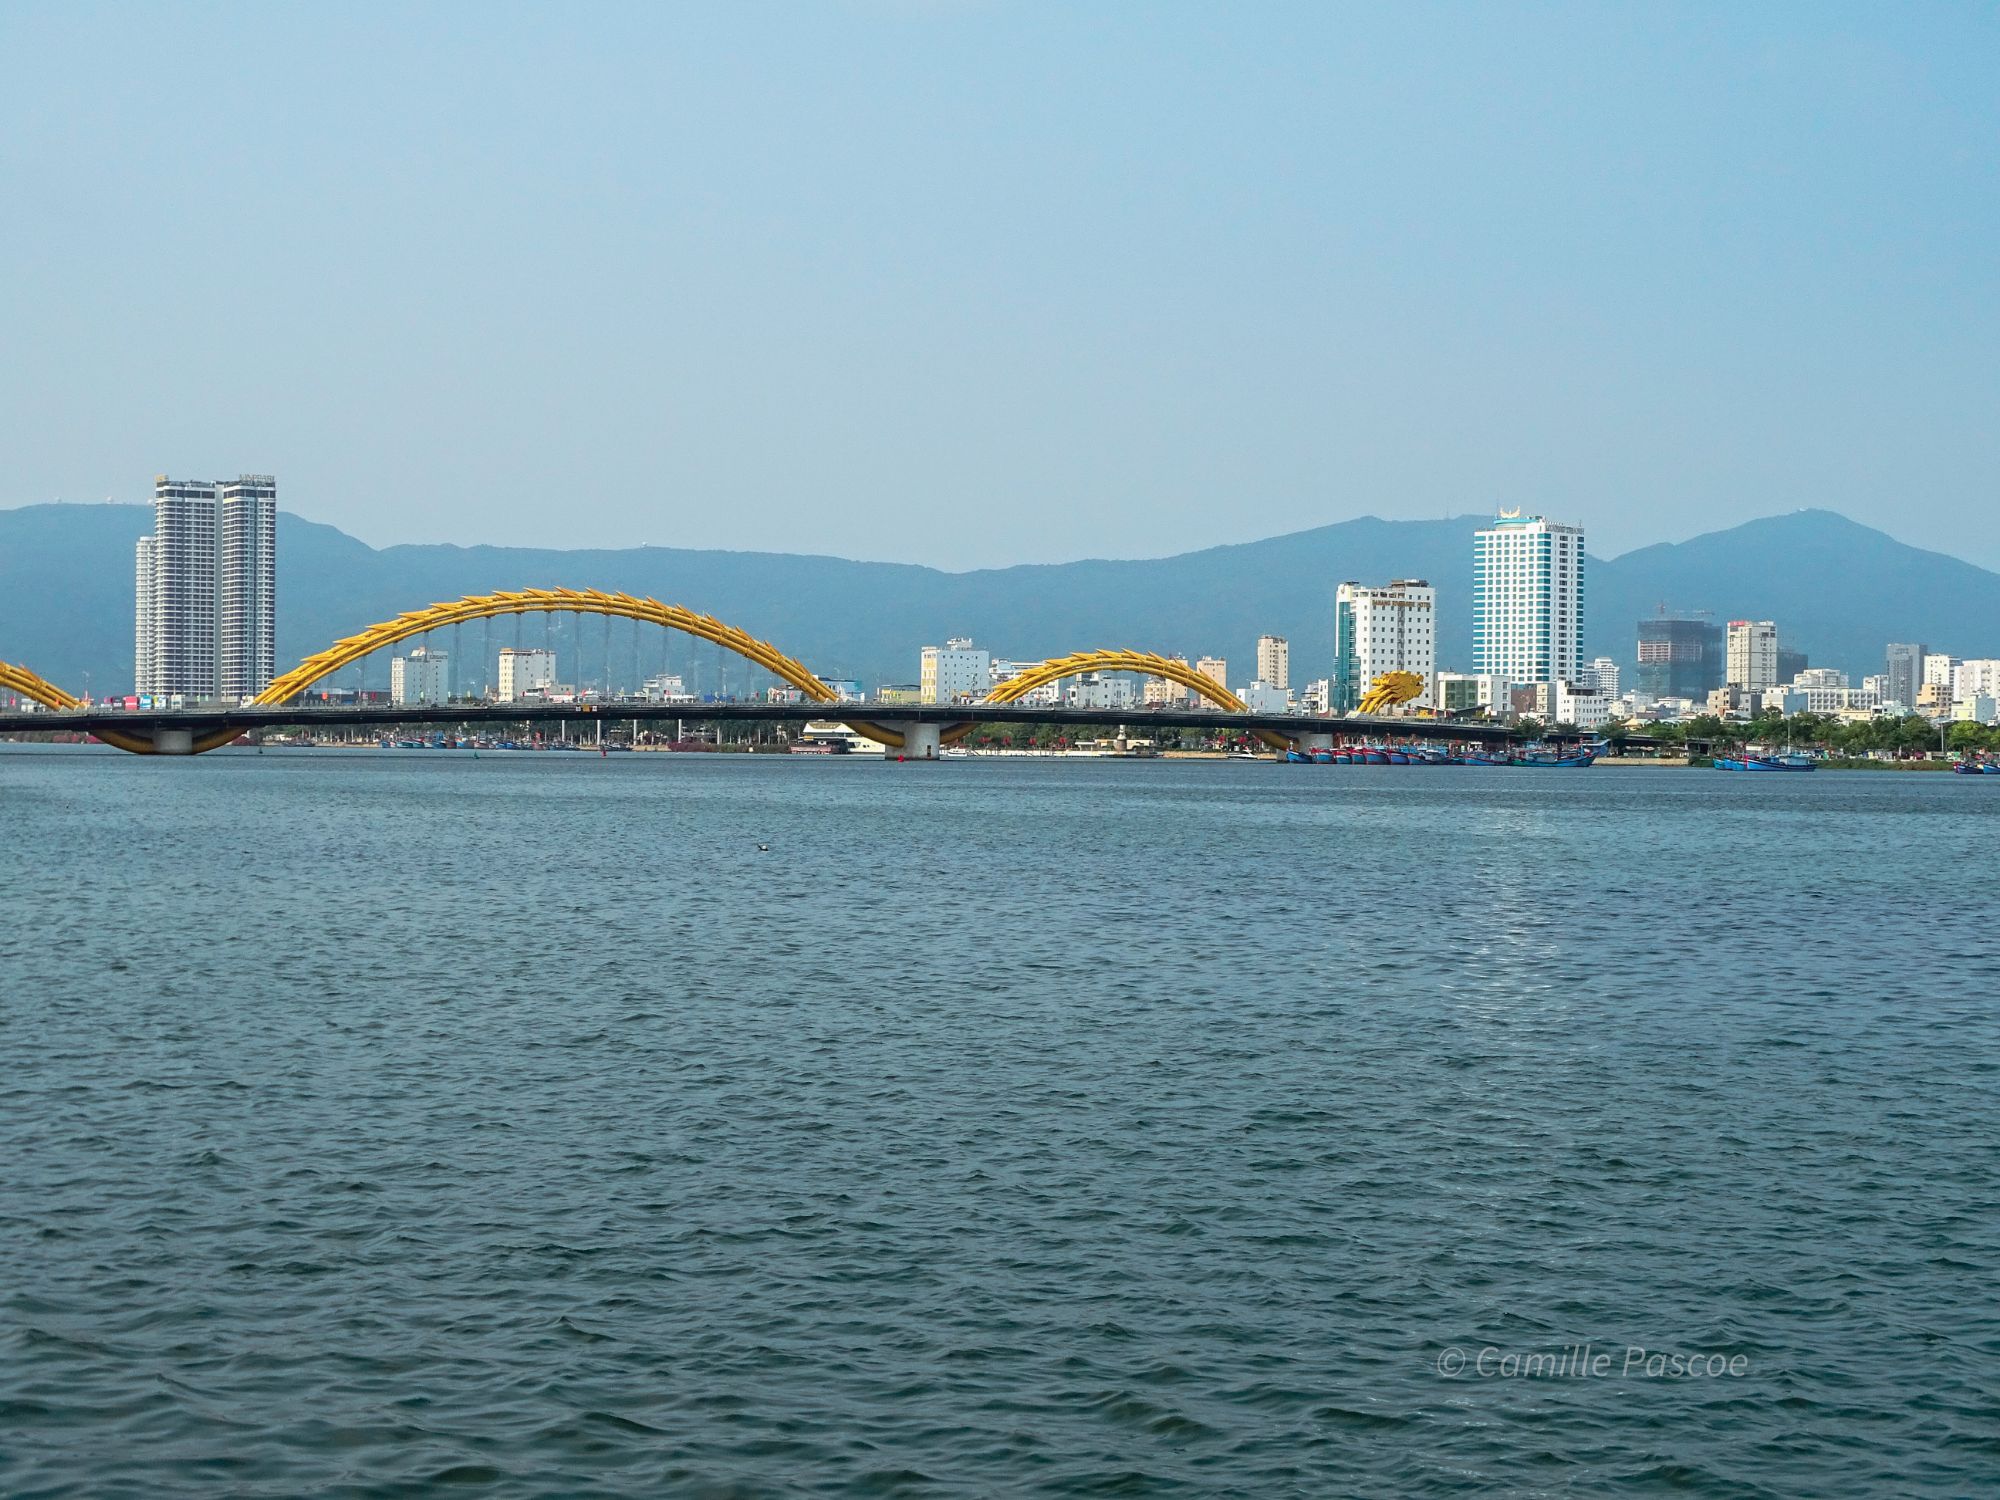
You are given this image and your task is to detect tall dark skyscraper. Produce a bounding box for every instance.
[1885,643,1927,709]
[1634,614,1723,699]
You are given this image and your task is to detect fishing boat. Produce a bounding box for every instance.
[1509,745,1597,768]
[1953,760,2000,775]
[1285,749,1313,763]
[1714,752,1815,772]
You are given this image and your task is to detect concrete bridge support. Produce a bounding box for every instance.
[895,722,942,761]
[152,727,196,755]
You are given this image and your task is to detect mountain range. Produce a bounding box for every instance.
[3,503,1995,697]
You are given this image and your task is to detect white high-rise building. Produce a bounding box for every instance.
[134,537,156,696]
[1578,656,1620,697]
[141,477,220,698]
[1727,621,1779,689]
[497,647,557,702]
[919,638,991,704]
[1195,657,1228,694]
[134,473,279,700]
[390,647,451,707]
[1471,513,1584,686]
[219,475,277,699]
[1256,635,1290,690]
[1333,579,1436,711]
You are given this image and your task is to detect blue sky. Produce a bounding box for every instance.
[2,1,1994,568]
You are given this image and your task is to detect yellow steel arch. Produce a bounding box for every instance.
[0,659,80,712]
[960,650,1291,750]
[258,588,843,707]
[1354,670,1426,716]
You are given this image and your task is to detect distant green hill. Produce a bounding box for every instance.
[3,502,1994,696]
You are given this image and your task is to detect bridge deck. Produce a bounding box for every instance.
[0,700,1522,744]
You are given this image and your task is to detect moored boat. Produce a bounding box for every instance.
[1715,753,1816,772]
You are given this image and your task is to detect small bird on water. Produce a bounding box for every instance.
[755,843,771,852]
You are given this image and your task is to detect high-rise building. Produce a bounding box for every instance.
[219,476,277,699]
[1884,643,1928,709]
[1776,648,1809,684]
[1256,635,1290,690]
[141,477,220,698]
[919,638,991,704]
[134,473,279,700]
[1333,579,1436,711]
[497,647,558,702]
[1471,513,1583,686]
[1195,657,1228,694]
[390,647,451,707]
[1726,620,1779,689]
[1578,656,1620,698]
[134,537,156,696]
[1635,614,1723,700]
[1923,653,1958,688]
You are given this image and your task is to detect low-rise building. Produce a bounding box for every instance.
[643,672,695,703]
[920,639,991,704]
[497,647,557,703]
[1236,681,1291,714]
[390,646,450,707]
[1067,673,1136,710]
[1435,671,1510,717]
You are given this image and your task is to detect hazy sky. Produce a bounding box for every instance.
[3,2,1995,569]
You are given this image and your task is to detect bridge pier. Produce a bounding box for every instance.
[1293,731,1335,753]
[152,727,196,756]
[895,722,942,761]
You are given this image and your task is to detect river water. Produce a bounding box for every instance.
[2,747,1996,1496]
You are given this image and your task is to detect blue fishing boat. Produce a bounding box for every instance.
[1714,753,1815,772]
[1953,760,2000,775]
[1509,745,1597,768]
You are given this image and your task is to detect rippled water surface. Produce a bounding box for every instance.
[3,747,1998,1496]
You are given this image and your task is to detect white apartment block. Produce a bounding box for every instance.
[1066,673,1136,710]
[1952,659,2000,702]
[497,647,557,702]
[141,477,219,698]
[134,473,278,700]
[218,476,277,699]
[1434,671,1511,717]
[1578,656,1620,697]
[1236,680,1291,714]
[390,647,451,707]
[1334,579,1436,711]
[1471,513,1583,686]
[1727,620,1779,689]
[1552,680,1611,731]
[920,638,991,704]
[134,536,156,695]
[1256,635,1290,690]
